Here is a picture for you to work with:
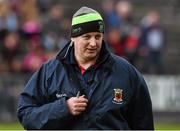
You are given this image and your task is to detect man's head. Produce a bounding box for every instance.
[71,7,105,62]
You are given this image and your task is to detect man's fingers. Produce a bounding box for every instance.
[77,97,88,103]
[66,96,88,116]
[72,111,82,116]
[75,102,87,108]
[79,95,85,98]
[75,107,86,112]
[73,96,88,103]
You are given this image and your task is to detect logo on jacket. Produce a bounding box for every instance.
[113,88,123,104]
[56,93,67,99]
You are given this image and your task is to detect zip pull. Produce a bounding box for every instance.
[76,91,80,98]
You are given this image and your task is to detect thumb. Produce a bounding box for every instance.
[79,95,85,98]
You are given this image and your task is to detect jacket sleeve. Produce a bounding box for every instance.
[17,62,72,129]
[126,66,154,130]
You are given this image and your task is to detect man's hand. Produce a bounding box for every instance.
[66,95,88,116]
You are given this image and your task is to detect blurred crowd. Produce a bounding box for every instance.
[0,0,166,74]
[102,0,166,74]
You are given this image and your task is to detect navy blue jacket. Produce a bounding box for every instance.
[17,41,154,130]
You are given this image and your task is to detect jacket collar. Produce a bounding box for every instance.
[56,40,114,69]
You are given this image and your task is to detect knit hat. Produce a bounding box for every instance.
[71,6,105,37]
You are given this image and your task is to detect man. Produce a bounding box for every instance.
[17,6,154,130]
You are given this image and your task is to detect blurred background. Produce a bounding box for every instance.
[0,0,180,129]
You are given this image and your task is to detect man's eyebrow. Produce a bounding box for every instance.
[83,34,90,37]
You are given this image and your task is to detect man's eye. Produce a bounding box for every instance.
[83,36,90,39]
[95,35,101,40]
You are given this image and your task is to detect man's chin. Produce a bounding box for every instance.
[85,55,98,61]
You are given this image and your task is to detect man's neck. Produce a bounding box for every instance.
[75,55,97,70]
[78,61,95,70]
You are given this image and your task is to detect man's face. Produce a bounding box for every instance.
[71,32,103,62]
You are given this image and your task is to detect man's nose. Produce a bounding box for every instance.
[89,37,97,47]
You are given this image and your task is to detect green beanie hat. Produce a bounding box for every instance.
[71,6,105,37]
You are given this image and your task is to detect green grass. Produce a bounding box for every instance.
[0,123,23,130]
[155,123,180,130]
[0,123,180,130]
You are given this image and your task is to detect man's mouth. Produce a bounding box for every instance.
[87,48,97,52]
